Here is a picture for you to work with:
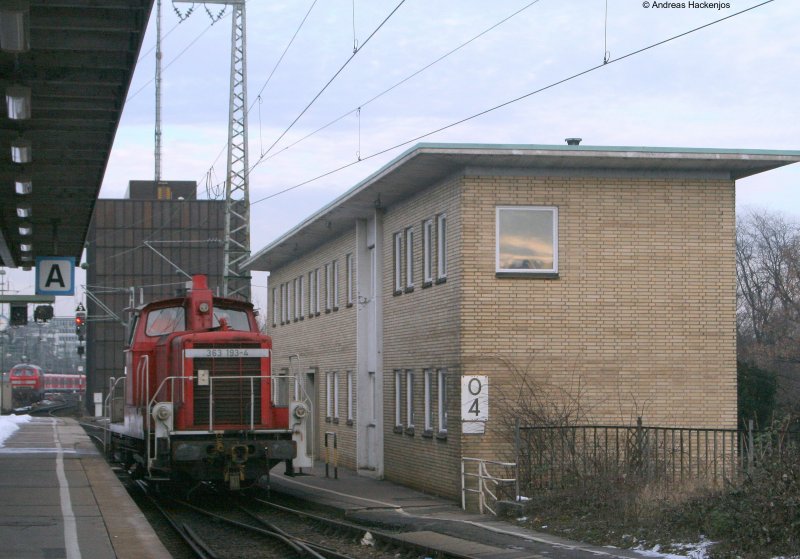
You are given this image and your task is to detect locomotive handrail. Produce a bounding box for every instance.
[146,373,295,430]
[103,375,126,455]
[143,373,307,478]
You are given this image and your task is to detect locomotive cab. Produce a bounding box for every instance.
[108,275,310,489]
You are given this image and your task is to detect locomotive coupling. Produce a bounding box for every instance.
[231,444,249,464]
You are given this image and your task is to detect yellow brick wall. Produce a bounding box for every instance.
[382,174,464,498]
[458,173,737,465]
[264,170,737,502]
[268,230,359,469]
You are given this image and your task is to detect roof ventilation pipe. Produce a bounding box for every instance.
[565,138,582,145]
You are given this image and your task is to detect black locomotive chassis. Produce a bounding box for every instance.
[111,431,296,482]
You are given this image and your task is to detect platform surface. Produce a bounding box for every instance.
[0,416,170,559]
[270,461,646,559]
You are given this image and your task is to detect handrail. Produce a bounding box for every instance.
[142,372,308,478]
[103,376,126,418]
[102,375,126,454]
[145,373,308,430]
[461,457,517,515]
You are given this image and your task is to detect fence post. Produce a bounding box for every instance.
[324,431,338,479]
[461,459,466,510]
[515,418,521,501]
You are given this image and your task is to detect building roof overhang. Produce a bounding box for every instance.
[244,143,800,272]
[0,1,154,269]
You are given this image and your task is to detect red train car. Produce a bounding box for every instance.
[44,373,86,393]
[106,275,311,489]
[9,363,45,405]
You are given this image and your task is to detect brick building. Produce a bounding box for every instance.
[85,181,226,408]
[243,143,800,499]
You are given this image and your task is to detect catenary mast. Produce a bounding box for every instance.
[172,0,250,299]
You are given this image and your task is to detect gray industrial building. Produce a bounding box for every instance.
[84,181,226,406]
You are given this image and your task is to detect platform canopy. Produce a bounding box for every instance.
[0,0,154,269]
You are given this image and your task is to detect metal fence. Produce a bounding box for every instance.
[514,418,800,493]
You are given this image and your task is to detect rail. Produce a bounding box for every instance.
[461,457,517,515]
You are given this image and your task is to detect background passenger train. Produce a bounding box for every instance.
[44,373,87,394]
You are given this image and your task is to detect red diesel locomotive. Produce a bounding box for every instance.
[106,275,311,489]
[9,363,45,405]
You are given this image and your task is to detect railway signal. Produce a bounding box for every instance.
[10,303,27,326]
[75,303,86,340]
[34,305,54,322]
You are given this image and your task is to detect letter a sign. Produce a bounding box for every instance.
[36,257,76,296]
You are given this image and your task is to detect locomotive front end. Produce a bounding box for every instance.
[112,275,309,490]
[159,335,296,489]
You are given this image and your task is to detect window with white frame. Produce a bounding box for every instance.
[325,263,332,312]
[422,219,433,285]
[405,227,414,291]
[279,283,283,324]
[394,370,402,429]
[314,268,321,314]
[393,232,402,293]
[436,213,447,281]
[424,368,432,432]
[292,278,298,320]
[437,368,448,435]
[273,368,290,406]
[332,259,340,310]
[346,370,354,423]
[346,253,354,306]
[496,205,558,275]
[406,370,414,430]
[271,287,277,327]
[308,271,315,317]
[333,371,340,420]
[299,275,305,318]
[280,283,287,324]
[326,371,333,420]
[288,281,294,322]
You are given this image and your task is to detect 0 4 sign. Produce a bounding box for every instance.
[461,375,488,434]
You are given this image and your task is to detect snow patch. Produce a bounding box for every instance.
[0,414,32,447]
[634,537,714,559]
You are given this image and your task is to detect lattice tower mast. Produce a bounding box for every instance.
[173,0,250,299]
[154,0,162,183]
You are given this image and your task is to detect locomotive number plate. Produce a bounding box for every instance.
[185,348,270,358]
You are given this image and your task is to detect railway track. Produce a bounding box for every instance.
[128,480,475,559]
[81,419,478,559]
[137,481,352,559]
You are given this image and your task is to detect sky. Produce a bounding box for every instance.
[2,0,799,317]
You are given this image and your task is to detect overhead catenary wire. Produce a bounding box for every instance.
[248,0,776,208]
[202,0,320,189]
[251,0,407,168]
[91,0,777,265]
[199,0,404,189]
[127,12,229,103]
[238,0,544,184]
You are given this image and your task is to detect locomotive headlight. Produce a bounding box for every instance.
[153,402,172,421]
[292,402,308,419]
[198,302,210,313]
